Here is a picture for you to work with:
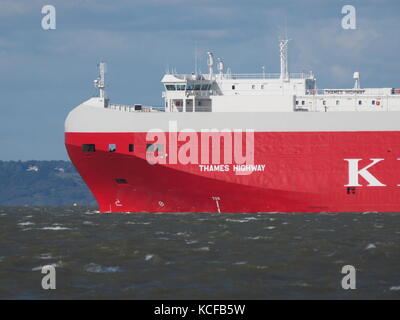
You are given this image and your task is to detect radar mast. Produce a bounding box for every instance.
[94,62,107,99]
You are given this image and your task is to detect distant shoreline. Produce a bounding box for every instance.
[0,160,96,206]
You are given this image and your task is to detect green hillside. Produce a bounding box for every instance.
[0,161,96,206]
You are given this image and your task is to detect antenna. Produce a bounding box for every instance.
[94,62,106,99]
[284,14,288,40]
[226,67,232,79]
[218,58,224,75]
[195,41,198,74]
[279,39,290,80]
[207,52,214,79]
[279,16,290,81]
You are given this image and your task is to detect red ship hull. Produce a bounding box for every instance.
[65,131,400,213]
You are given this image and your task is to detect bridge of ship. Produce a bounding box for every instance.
[160,71,318,113]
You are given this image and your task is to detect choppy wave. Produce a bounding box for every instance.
[193,246,210,252]
[225,218,250,223]
[84,263,121,273]
[32,261,63,271]
[41,226,71,230]
[1,207,400,299]
[18,222,35,226]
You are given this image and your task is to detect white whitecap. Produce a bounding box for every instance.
[185,240,198,244]
[226,219,249,223]
[176,232,191,237]
[145,254,154,261]
[18,222,35,226]
[194,247,210,252]
[41,226,71,230]
[126,222,151,225]
[246,236,261,240]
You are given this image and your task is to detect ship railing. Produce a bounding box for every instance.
[226,72,308,80]
[305,89,324,95]
[107,103,164,112]
[152,105,166,112]
[305,89,394,95]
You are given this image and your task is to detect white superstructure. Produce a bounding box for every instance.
[160,39,400,113]
[87,39,400,114]
[66,36,400,134]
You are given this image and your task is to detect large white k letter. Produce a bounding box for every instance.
[344,159,386,187]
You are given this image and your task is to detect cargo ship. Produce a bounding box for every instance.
[65,40,400,213]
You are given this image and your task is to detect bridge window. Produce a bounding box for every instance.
[166,85,176,91]
[82,144,95,152]
[186,84,194,90]
[194,84,201,90]
[129,144,134,152]
[176,85,186,91]
[109,144,116,152]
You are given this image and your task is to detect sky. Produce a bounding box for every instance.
[0,0,399,160]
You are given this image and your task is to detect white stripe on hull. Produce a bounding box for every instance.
[65,98,400,133]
